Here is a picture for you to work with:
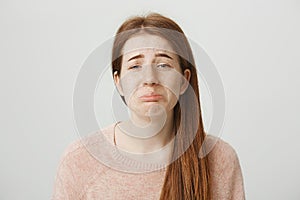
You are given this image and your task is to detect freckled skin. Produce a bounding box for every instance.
[114,34,190,120]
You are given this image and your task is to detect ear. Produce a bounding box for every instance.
[113,71,124,96]
[179,69,191,95]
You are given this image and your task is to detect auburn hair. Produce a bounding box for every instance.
[111,13,211,200]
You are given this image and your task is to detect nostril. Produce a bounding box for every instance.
[144,81,158,86]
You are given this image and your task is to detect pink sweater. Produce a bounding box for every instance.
[52,123,245,200]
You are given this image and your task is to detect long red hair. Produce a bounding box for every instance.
[111,13,211,200]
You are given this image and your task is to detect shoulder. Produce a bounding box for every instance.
[58,138,89,166]
[58,123,115,167]
[53,124,116,199]
[55,138,100,186]
[204,135,239,166]
[56,123,116,179]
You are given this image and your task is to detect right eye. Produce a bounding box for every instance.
[129,65,142,70]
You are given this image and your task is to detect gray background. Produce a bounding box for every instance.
[1,0,299,199]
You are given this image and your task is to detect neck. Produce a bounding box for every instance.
[115,110,175,154]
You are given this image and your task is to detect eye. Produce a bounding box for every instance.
[129,65,142,70]
[157,63,172,70]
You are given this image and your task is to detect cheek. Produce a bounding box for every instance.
[119,73,142,102]
[158,71,183,97]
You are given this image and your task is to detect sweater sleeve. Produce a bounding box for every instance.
[228,148,245,200]
[52,141,84,200]
[208,137,246,200]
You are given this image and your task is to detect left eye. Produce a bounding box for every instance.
[157,64,170,68]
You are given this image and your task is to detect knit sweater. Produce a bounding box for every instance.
[52,122,245,200]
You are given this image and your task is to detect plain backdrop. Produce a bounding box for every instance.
[1,0,299,199]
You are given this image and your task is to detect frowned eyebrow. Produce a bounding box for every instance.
[127,54,144,62]
[155,53,173,60]
[127,53,174,62]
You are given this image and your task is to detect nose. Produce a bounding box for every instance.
[143,64,159,86]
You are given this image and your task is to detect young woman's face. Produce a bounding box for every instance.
[114,34,190,118]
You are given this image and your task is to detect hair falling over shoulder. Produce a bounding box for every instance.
[111,13,211,200]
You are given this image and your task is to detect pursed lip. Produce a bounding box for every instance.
[139,93,163,102]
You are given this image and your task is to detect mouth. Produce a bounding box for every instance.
[139,93,163,102]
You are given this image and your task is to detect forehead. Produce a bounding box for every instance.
[122,34,176,56]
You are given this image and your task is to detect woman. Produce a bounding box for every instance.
[53,13,245,200]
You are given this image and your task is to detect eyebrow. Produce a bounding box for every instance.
[127,54,144,62]
[155,53,173,60]
[127,53,173,62]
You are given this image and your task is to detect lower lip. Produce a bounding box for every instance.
[140,95,163,102]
